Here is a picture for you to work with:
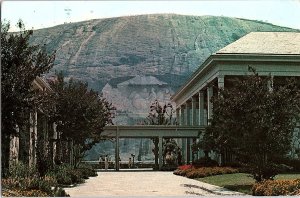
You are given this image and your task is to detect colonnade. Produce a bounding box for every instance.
[175,75,225,164]
[176,75,224,127]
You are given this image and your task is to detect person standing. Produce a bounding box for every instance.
[104,155,109,170]
[99,155,102,169]
[128,157,132,169]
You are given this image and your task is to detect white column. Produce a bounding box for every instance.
[207,86,213,125]
[191,97,197,126]
[159,136,163,170]
[185,102,190,126]
[199,91,205,126]
[180,105,185,125]
[176,108,180,125]
[218,75,225,89]
[267,75,274,92]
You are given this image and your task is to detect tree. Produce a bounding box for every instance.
[47,73,114,167]
[144,100,177,169]
[201,68,300,181]
[1,21,55,176]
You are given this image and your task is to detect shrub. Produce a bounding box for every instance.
[252,179,300,196]
[77,163,98,178]
[250,163,278,182]
[8,162,38,179]
[67,169,84,184]
[273,158,300,172]
[49,164,78,185]
[173,165,239,179]
[47,163,97,185]
[3,163,70,197]
[192,157,219,167]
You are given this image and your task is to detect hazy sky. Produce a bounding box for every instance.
[2,1,300,32]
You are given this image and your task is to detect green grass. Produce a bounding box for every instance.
[197,173,300,195]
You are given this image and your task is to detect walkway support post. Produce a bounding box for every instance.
[187,138,191,164]
[115,126,120,171]
[159,136,163,170]
[182,138,187,164]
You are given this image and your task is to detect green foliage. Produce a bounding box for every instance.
[193,157,219,168]
[1,20,55,175]
[77,163,98,178]
[200,68,300,182]
[144,100,177,169]
[145,100,176,125]
[45,72,115,166]
[8,162,38,179]
[163,138,180,165]
[2,162,69,197]
[48,164,73,185]
[46,164,97,186]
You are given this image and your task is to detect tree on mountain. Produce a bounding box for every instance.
[46,73,115,167]
[199,68,300,181]
[1,21,55,176]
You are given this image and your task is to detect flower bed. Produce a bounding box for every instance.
[174,165,239,179]
[252,179,300,196]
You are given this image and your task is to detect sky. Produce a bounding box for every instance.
[2,0,300,32]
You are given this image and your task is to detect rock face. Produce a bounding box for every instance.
[30,14,298,125]
[30,14,298,93]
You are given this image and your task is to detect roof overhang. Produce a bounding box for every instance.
[171,53,300,103]
[32,76,53,93]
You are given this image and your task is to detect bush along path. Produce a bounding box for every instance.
[174,165,239,179]
[173,164,300,196]
[1,162,97,197]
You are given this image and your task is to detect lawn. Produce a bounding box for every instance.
[197,173,300,195]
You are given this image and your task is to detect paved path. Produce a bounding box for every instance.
[64,170,244,196]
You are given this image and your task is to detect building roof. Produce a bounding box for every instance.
[171,32,300,105]
[118,75,167,86]
[217,32,300,55]
[32,76,53,92]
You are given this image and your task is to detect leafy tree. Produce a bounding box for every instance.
[145,100,176,125]
[144,100,177,169]
[199,68,300,181]
[47,73,114,167]
[163,138,180,165]
[1,21,55,176]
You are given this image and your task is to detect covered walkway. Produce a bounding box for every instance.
[102,125,204,170]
